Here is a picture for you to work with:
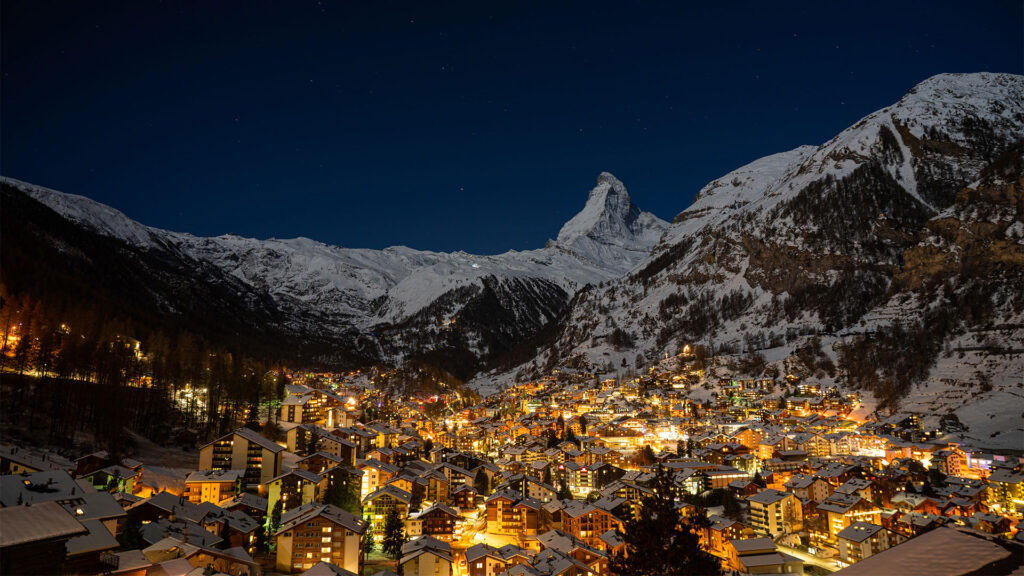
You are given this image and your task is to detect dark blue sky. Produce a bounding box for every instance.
[2,1,1021,254]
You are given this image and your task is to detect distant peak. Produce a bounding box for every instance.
[596,171,625,189]
[555,173,667,249]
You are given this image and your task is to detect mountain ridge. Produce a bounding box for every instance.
[480,72,1024,448]
[2,72,1021,444]
[1,171,667,376]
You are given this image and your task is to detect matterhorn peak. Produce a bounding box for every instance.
[555,173,667,255]
[596,171,625,188]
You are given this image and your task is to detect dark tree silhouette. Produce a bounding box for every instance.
[610,465,722,576]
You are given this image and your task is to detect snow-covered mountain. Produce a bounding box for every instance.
[499,72,1024,446]
[4,72,1021,444]
[1,171,666,375]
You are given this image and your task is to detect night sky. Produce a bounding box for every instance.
[2,2,1021,254]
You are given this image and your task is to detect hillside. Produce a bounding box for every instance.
[488,72,1024,448]
[1,172,666,376]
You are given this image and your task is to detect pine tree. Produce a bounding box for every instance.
[610,465,722,576]
[410,482,426,512]
[473,469,491,496]
[557,479,573,500]
[363,522,376,555]
[381,506,406,560]
[267,499,284,544]
[325,469,362,516]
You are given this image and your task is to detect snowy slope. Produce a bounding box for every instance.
[4,172,667,339]
[489,72,1024,446]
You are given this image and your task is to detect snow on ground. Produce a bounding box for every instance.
[898,326,1024,451]
[142,465,188,494]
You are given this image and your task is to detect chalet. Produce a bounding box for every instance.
[465,543,535,576]
[320,434,358,466]
[83,464,140,494]
[494,473,558,503]
[407,502,461,540]
[817,492,881,542]
[543,499,623,550]
[198,427,284,492]
[836,521,906,568]
[399,536,453,576]
[703,515,753,558]
[536,529,609,574]
[986,468,1024,514]
[268,468,325,515]
[747,489,803,538]
[724,538,804,575]
[274,503,366,574]
[363,485,412,533]
[358,458,399,499]
[784,474,832,503]
[127,491,206,525]
[197,505,261,549]
[452,483,479,509]
[281,394,316,424]
[141,535,262,576]
[184,469,242,504]
[219,492,269,526]
[296,452,343,475]
[486,490,531,536]
[0,445,74,475]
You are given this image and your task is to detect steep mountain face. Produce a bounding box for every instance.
[0,185,308,362]
[1,173,666,374]
[843,149,1024,449]
[509,73,1023,443]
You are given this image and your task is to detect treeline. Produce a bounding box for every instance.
[836,305,956,412]
[0,285,288,456]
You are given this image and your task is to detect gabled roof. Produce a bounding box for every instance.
[300,561,359,576]
[359,458,399,474]
[57,491,127,521]
[185,469,244,483]
[129,491,207,523]
[0,501,88,548]
[200,427,284,453]
[728,537,776,554]
[486,489,523,503]
[536,529,606,558]
[837,521,885,543]
[784,474,818,489]
[233,427,285,453]
[465,543,501,562]
[412,502,460,519]
[269,468,323,485]
[277,503,366,535]
[0,470,90,507]
[0,444,74,472]
[363,484,412,505]
[818,492,865,514]
[282,394,315,406]
[298,451,343,465]
[747,489,790,506]
[140,517,222,548]
[218,492,268,512]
